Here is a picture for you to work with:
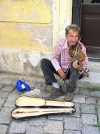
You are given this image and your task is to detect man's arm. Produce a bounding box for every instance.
[51,39,66,79]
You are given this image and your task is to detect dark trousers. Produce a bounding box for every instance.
[40,58,83,92]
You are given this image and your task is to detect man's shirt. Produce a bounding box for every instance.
[51,38,89,73]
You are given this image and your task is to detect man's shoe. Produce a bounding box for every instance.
[64,92,74,102]
[44,87,64,100]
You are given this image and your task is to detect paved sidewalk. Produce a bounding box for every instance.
[0,73,100,134]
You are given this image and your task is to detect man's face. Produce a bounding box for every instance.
[66,29,79,47]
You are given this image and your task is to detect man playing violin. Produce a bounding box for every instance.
[40,24,89,101]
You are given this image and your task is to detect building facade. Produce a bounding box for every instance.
[0,0,72,76]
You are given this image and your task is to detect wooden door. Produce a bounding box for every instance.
[81,3,100,61]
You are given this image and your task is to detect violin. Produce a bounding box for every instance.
[69,38,89,77]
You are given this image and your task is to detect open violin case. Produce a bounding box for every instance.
[11,96,76,120]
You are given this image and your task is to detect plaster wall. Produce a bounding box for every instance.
[0,0,72,76]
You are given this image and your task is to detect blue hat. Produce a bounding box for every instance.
[16,80,31,92]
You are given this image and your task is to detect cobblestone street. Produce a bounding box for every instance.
[0,73,100,134]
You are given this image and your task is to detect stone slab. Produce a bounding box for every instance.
[24,80,36,88]
[0,124,8,134]
[78,72,100,88]
[70,103,80,118]
[26,126,44,134]
[9,121,27,133]
[98,106,100,122]
[86,96,97,104]
[4,93,19,107]
[44,120,63,134]
[1,85,15,92]
[82,125,100,134]
[22,89,40,97]
[0,91,8,99]
[64,117,80,130]
[0,84,4,89]
[79,88,91,96]
[0,107,13,124]
[81,104,95,114]
[64,130,81,134]
[82,114,97,125]
[98,98,100,105]
[48,114,64,121]
[1,78,13,85]
[73,95,86,103]
[28,117,46,126]
[91,91,100,98]
[0,98,5,109]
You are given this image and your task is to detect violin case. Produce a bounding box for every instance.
[11,96,75,120]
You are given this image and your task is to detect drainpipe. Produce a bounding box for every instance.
[72,0,82,27]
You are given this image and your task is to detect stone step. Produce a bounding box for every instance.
[0,71,100,90]
[77,71,100,88]
[89,61,100,73]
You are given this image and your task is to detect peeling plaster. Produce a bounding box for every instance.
[23,51,42,75]
[59,15,72,39]
[15,24,53,48]
[0,49,23,73]
[23,51,41,67]
[28,52,41,68]
[42,0,53,7]
[42,0,53,20]
[0,0,72,75]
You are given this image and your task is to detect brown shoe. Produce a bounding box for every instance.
[44,87,64,100]
[64,92,74,102]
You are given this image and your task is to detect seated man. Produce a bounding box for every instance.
[40,24,89,101]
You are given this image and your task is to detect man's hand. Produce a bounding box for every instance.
[57,68,66,79]
[73,60,83,71]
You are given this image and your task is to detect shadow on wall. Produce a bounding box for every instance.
[91,0,100,2]
[83,0,100,3]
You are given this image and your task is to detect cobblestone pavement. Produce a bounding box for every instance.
[0,73,100,134]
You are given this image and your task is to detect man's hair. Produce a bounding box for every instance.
[65,24,80,36]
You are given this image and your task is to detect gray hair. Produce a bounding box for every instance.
[65,24,80,36]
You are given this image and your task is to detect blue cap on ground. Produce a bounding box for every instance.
[16,80,31,92]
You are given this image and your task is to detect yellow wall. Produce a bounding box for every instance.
[0,0,51,23]
[53,0,72,46]
[0,23,52,51]
[0,0,72,75]
[0,0,52,52]
[0,0,72,52]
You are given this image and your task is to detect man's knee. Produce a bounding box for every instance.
[40,58,44,66]
[40,58,47,67]
[40,58,51,69]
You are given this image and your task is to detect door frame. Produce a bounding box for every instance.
[72,0,100,61]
